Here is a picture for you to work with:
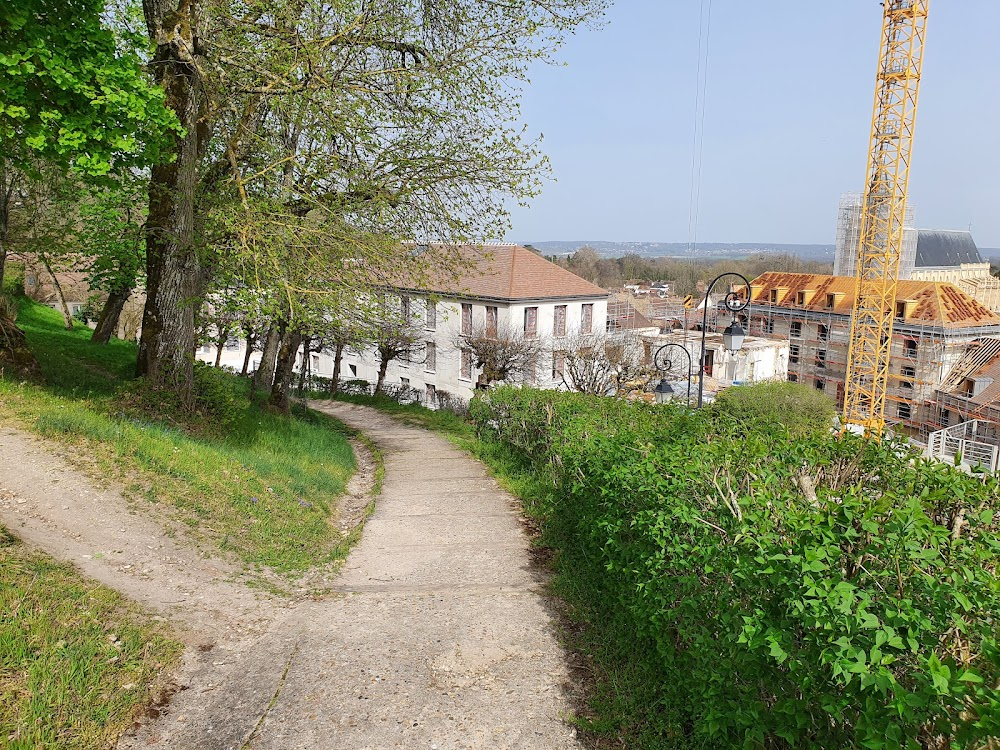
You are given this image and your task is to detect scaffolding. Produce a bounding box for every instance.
[747,302,981,439]
[833,193,916,280]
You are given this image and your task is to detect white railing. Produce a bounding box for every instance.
[927,420,1000,473]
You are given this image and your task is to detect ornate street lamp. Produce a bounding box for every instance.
[653,342,693,407]
[697,272,752,408]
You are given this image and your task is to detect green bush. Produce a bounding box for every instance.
[708,379,835,437]
[471,388,1000,749]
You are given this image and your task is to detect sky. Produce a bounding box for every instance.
[505,1,1000,248]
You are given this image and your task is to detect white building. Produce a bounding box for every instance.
[338,245,609,405]
[644,331,790,404]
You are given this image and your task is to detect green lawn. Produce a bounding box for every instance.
[1,298,359,572]
[0,527,181,750]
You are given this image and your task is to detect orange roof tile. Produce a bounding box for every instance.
[393,244,608,302]
[748,272,1000,329]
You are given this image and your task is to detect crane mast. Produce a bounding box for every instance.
[843,0,929,434]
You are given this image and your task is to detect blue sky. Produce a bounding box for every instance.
[506,1,1000,248]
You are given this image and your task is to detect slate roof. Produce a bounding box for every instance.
[392,244,608,302]
[915,230,983,267]
[748,272,1000,329]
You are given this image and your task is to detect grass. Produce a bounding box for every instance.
[1,298,359,573]
[0,527,181,750]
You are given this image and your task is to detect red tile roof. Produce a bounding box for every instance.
[393,244,608,302]
[749,272,1000,329]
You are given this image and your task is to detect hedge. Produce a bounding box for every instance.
[470,385,1000,749]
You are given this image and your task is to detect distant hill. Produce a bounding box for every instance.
[522,241,835,262]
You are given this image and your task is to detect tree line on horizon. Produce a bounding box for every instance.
[549,246,834,294]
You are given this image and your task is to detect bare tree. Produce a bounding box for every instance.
[561,332,656,397]
[459,321,543,388]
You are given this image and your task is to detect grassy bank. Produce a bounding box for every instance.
[1,298,358,573]
[0,527,181,750]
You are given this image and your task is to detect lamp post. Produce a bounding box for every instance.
[697,272,752,408]
[653,342,693,407]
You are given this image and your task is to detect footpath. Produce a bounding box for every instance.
[0,402,581,750]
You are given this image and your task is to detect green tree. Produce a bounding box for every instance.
[0,0,178,174]
[135,0,609,407]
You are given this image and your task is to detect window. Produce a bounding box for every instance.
[425,300,436,330]
[904,339,917,358]
[788,373,798,383]
[898,402,912,420]
[818,324,829,342]
[425,384,436,406]
[349,364,357,376]
[796,291,807,305]
[486,306,498,337]
[524,307,538,338]
[551,351,565,379]
[523,355,537,385]
[769,289,779,303]
[901,365,916,378]
[895,301,907,320]
[461,303,473,335]
[789,344,800,364]
[311,354,320,370]
[581,304,594,334]
[400,377,410,388]
[460,349,473,380]
[400,295,411,323]
[815,379,825,392]
[425,342,436,372]
[200,344,211,353]
[816,350,827,369]
[790,321,802,338]
[225,338,241,351]
[900,379,914,391]
[940,408,951,426]
[553,305,567,337]
[764,317,774,335]
[826,294,836,309]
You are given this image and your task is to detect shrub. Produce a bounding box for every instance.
[708,379,835,437]
[471,388,1000,749]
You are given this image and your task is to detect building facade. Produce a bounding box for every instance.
[335,245,610,405]
[746,272,1000,435]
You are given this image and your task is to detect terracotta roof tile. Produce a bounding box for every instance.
[394,244,607,302]
[749,272,1000,329]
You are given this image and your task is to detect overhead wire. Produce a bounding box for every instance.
[686,0,714,254]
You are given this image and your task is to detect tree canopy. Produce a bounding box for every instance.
[0,0,179,174]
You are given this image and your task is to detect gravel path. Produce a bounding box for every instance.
[0,403,580,749]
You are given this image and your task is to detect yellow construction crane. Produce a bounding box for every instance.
[843,0,929,435]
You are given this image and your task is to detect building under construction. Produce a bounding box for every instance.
[833,192,1000,313]
[746,272,1000,438]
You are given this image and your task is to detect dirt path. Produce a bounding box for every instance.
[0,404,581,749]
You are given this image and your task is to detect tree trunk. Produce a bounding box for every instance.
[296,336,311,394]
[91,286,131,344]
[268,328,303,414]
[136,0,208,407]
[374,354,390,396]
[41,255,73,329]
[213,330,228,367]
[329,342,344,397]
[252,323,281,394]
[241,332,255,376]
